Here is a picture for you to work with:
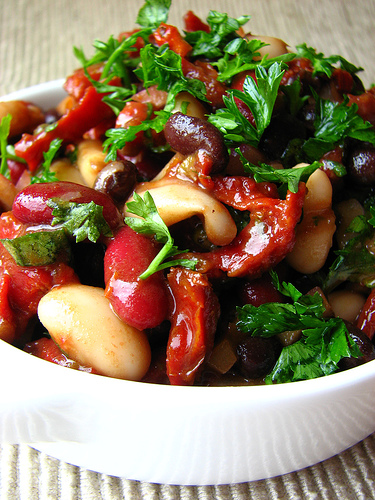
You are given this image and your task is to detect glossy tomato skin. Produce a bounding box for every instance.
[104,225,170,331]
[12,181,122,229]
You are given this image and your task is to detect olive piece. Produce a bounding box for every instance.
[338,321,375,370]
[164,112,228,173]
[236,336,281,379]
[346,143,375,185]
[94,160,137,204]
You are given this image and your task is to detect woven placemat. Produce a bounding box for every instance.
[1,438,375,499]
[1,0,375,498]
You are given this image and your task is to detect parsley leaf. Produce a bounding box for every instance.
[134,43,208,107]
[136,0,171,29]
[324,207,375,292]
[281,79,309,116]
[1,229,70,267]
[103,43,208,160]
[184,10,250,59]
[296,43,363,77]
[125,191,196,279]
[103,110,170,162]
[0,114,27,178]
[0,114,12,176]
[236,271,362,383]
[214,37,294,83]
[208,62,285,147]
[30,138,61,184]
[47,199,113,243]
[239,156,320,193]
[302,93,375,161]
[74,31,145,96]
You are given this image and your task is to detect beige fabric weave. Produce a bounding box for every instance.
[1,0,375,498]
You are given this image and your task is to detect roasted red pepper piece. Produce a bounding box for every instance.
[0,212,79,341]
[181,58,227,108]
[24,337,99,372]
[14,86,115,172]
[189,177,306,278]
[0,270,16,343]
[348,89,375,127]
[356,289,375,340]
[166,268,220,385]
[183,10,210,33]
[153,23,192,58]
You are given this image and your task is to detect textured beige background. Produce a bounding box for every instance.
[1,0,375,498]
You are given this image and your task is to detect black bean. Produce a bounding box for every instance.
[236,336,281,379]
[164,112,228,172]
[338,321,375,370]
[346,143,375,185]
[259,115,307,160]
[94,160,137,204]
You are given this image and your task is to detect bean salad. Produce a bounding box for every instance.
[1,0,375,386]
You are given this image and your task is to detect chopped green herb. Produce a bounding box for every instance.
[1,229,70,266]
[184,10,250,59]
[125,191,196,279]
[103,109,171,162]
[239,155,320,193]
[47,199,113,243]
[0,114,12,176]
[208,62,285,147]
[30,138,61,184]
[0,114,27,178]
[296,43,363,77]
[214,37,294,83]
[302,92,375,161]
[324,206,375,292]
[136,0,171,29]
[281,79,309,116]
[236,271,362,383]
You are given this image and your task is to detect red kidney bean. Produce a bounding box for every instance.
[104,225,169,331]
[238,274,284,307]
[164,112,228,172]
[12,181,122,229]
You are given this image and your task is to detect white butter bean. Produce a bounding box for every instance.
[171,92,207,120]
[127,179,238,247]
[0,173,19,211]
[37,284,151,381]
[50,159,87,185]
[245,35,289,60]
[334,198,365,250]
[76,139,107,187]
[328,289,367,323]
[287,167,336,274]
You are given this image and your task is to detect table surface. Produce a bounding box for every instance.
[1,0,375,498]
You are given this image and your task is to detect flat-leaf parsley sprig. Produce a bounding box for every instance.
[125,191,196,279]
[236,271,361,384]
[47,199,113,243]
[208,62,285,147]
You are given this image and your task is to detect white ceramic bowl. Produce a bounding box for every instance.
[1,81,375,486]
